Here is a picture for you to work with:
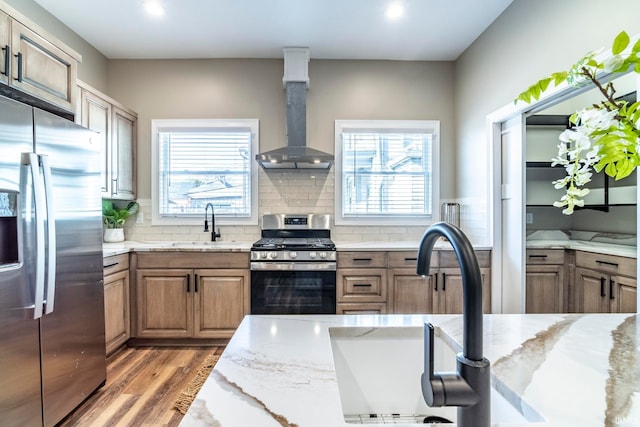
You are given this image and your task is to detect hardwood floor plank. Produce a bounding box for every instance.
[59,346,221,427]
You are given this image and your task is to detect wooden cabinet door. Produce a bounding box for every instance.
[388,268,436,314]
[135,269,193,338]
[0,11,9,86]
[111,107,136,200]
[525,265,565,313]
[193,269,249,338]
[104,270,130,355]
[80,88,112,197]
[10,21,77,111]
[610,275,637,313]
[574,267,609,313]
[438,268,492,314]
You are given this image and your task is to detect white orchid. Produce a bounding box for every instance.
[517,31,640,214]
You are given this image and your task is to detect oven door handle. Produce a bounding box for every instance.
[251,262,336,271]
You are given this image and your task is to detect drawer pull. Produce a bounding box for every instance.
[609,279,615,300]
[528,255,548,259]
[404,257,417,262]
[600,277,606,297]
[353,283,372,287]
[353,258,372,262]
[596,260,619,267]
[103,262,119,269]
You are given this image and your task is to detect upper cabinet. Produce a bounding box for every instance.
[78,81,137,200]
[0,2,80,113]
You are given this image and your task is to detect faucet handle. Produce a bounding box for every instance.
[422,323,446,407]
[204,219,209,232]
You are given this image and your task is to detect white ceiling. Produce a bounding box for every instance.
[33,0,513,60]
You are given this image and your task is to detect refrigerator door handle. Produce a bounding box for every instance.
[41,155,56,314]
[23,153,46,319]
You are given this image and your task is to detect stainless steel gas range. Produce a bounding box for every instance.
[250,214,336,314]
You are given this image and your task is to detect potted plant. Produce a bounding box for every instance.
[102,200,139,242]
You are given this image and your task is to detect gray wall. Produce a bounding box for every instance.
[2,0,108,91]
[106,59,456,201]
[454,0,640,240]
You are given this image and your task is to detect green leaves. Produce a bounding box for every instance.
[102,200,140,228]
[612,31,630,55]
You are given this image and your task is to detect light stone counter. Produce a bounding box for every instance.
[179,313,640,427]
[335,240,492,251]
[102,240,253,257]
[526,239,637,258]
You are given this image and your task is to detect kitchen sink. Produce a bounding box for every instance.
[159,241,242,249]
[328,326,544,425]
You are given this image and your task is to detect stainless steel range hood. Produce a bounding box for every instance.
[256,48,334,170]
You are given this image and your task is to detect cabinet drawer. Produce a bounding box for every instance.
[440,250,491,268]
[336,303,387,315]
[526,249,565,265]
[387,251,439,268]
[337,268,387,303]
[103,254,129,275]
[575,251,636,278]
[337,252,387,268]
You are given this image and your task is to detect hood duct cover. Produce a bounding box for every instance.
[256,49,334,170]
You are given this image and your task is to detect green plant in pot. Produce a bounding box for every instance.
[102,200,139,242]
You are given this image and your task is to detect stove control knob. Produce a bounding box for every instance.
[309,251,317,259]
[320,251,327,259]
[260,252,268,259]
[268,252,278,259]
[290,251,298,259]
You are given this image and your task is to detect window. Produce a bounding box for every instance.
[335,120,439,225]
[151,119,259,225]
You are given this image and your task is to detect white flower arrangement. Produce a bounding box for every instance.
[516,31,640,214]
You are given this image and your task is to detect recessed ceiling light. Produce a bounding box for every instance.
[143,1,166,17]
[385,2,404,20]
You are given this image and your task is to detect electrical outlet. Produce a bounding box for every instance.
[136,212,144,224]
[526,212,533,224]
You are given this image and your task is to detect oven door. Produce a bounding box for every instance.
[250,262,336,314]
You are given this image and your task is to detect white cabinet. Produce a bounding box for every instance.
[78,81,137,200]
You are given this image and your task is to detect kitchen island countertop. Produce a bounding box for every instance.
[179,313,640,427]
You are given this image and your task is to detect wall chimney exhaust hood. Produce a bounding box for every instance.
[256,48,334,170]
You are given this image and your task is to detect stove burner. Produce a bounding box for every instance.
[252,237,335,250]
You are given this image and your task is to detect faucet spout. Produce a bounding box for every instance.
[417,222,490,427]
[204,203,221,242]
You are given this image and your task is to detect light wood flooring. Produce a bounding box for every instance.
[58,346,224,427]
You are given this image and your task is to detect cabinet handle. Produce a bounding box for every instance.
[600,277,606,297]
[596,260,619,268]
[404,257,417,262]
[186,274,190,293]
[14,52,22,82]
[353,283,372,287]
[528,255,548,259]
[1,45,9,77]
[103,262,119,269]
[194,273,198,292]
[442,272,446,291]
[609,279,615,300]
[434,273,438,292]
[353,258,372,262]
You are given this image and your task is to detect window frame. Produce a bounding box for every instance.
[334,119,440,226]
[151,118,259,226]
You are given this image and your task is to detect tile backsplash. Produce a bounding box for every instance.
[124,170,490,245]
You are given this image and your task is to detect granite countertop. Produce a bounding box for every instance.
[179,313,640,426]
[526,239,637,258]
[102,240,253,257]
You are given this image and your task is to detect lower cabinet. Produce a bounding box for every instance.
[338,249,492,315]
[525,249,566,313]
[133,252,250,339]
[572,251,636,314]
[103,254,130,355]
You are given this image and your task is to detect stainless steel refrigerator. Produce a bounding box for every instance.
[0,95,106,426]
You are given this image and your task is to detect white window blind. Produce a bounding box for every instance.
[335,120,439,225]
[152,119,258,225]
